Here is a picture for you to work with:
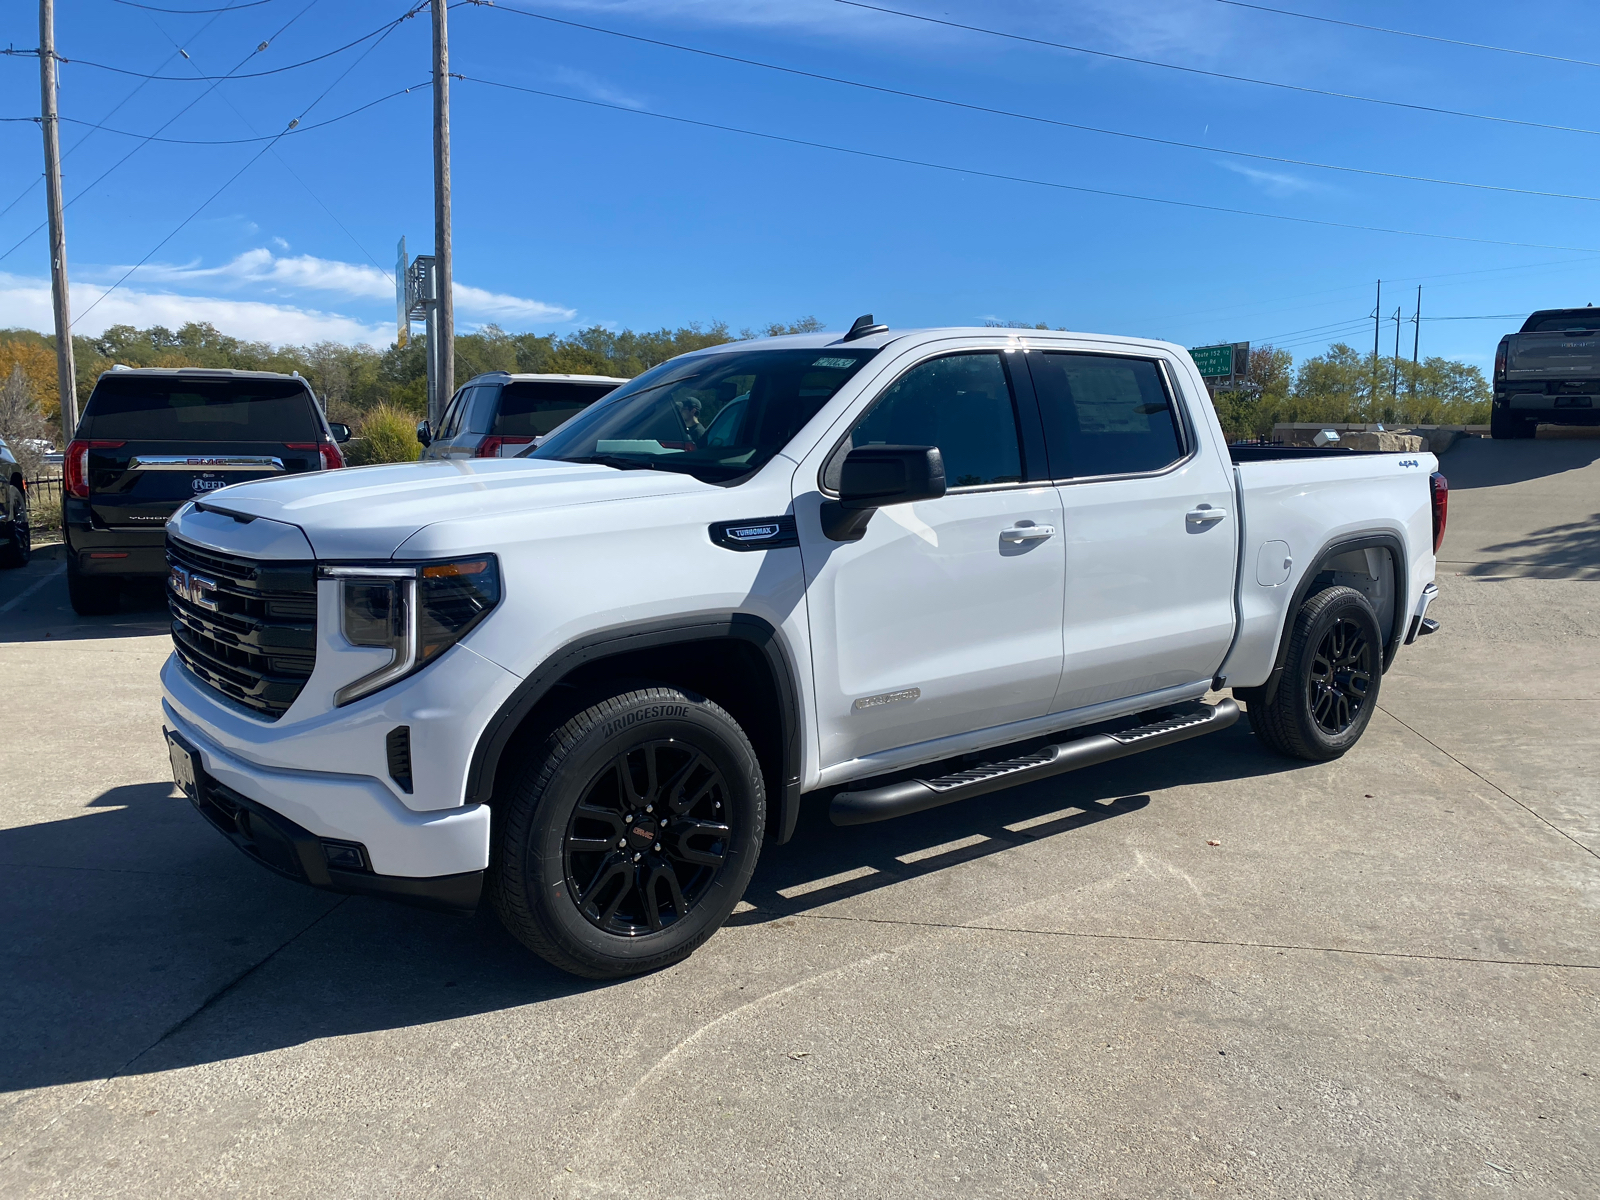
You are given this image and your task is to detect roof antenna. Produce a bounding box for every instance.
[840,313,888,342]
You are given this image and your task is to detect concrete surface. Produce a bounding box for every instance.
[1,438,1596,1198]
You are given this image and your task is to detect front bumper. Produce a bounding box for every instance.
[163,706,490,912]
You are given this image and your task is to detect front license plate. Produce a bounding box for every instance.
[166,731,203,801]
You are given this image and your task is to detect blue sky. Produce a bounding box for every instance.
[2,0,1597,371]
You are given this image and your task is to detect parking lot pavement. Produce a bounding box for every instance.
[2,440,1596,1198]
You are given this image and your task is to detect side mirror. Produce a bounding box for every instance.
[822,445,945,541]
[415,419,432,447]
[328,422,351,443]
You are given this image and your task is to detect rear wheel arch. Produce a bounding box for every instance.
[1253,532,1408,705]
[467,614,804,843]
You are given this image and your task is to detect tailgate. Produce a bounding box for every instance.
[88,442,321,529]
[1507,332,1600,378]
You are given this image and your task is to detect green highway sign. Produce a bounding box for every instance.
[1190,344,1237,378]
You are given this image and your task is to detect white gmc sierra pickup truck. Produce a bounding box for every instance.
[160,319,1448,977]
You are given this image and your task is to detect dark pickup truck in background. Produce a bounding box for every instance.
[1492,307,1600,439]
[63,367,349,615]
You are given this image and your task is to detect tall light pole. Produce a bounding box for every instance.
[39,0,78,447]
[430,0,453,425]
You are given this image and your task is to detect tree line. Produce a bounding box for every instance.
[1211,342,1490,439]
[0,320,1490,453]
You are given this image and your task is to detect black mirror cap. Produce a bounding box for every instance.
[328,422,352,443]
[415,420,432,447]
[838,444,945,510]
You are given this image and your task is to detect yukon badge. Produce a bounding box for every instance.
[709,514,799,551]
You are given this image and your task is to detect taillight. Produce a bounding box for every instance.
[1494,339,1508,382]
[1430,471,1448,553]
[63,439,125,498]
[288,441,346,470]
[473,435,535,458]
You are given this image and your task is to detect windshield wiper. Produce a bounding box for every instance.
[565,454,660,471]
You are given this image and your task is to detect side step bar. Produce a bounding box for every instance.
[829,698,1240,827]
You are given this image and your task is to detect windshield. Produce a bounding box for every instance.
[530,347,880,481]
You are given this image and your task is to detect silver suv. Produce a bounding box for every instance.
[416,372,626,459]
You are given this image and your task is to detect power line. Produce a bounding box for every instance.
[0,0,327,264]
[70,2,421,327]
[1214,1,1600,70]
[478,4,1600,206]
[136,2,419,284]
[51,10,420,81]
[2,86,427,144]
[111,1,277,11]
[833,1,1600,140]
[458,74,1600,255]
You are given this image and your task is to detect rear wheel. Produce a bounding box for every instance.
[1245,586,1383,762]
[0,482,28,568]
[491,686,765,978]
[1490,408,1536,440]
[66,560,121,615]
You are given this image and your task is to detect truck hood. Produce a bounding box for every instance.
[191,457,711,559]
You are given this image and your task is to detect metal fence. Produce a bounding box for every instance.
[24,476,63,530]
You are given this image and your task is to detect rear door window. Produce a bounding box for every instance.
[493,381,616,437]
[82,377,318,441]
[1027,353,1184,479]
[828,352,1023,490]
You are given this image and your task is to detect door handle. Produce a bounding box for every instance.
[1187,507,1228,524]
[1001,524,1056,542]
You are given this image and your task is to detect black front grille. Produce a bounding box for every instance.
[167,534,317,720]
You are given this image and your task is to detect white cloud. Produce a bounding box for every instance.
[1216,161,1324,198]
[82,249,578,325]
[0,271,393,346]
[546,64,649,109]
[270,236,291,251]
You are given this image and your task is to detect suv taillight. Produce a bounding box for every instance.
[63,439,125,498]
[288,441,346,470]
[474,435,535,458]
[1430,471,1448,553]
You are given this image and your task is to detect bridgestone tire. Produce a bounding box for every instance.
[491,686,766,979]
[66,561,120,615]
[1245,585,1383,762]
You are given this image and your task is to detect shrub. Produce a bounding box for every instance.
[349,404,422,465]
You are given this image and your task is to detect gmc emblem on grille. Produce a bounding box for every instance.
[168,566,219,611]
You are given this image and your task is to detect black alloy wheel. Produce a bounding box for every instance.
[492,686,765,978]
[1242,585,1384,762]
[1306,617,1373,736]
[563,740,733,935]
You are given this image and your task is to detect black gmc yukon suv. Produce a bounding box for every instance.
[64,367,349,615]
[1492,307,1600,439]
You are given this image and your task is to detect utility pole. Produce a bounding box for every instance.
[1411,285,1421,398]
[430,0,453,427]
[1390,306,1401,404]
[39,0,78,448]
[1371,279,1381,416]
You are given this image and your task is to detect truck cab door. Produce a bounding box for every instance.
[1022,350,1237,713]
[795,347,1065,773]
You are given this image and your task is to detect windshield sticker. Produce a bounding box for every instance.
[812,357,858,369]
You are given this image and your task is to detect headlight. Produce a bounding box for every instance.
[320,556,501,706]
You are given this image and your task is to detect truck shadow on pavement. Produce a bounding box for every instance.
[0,561,170,644]
[1438,432,1600,491]
[0,721,1309,1097]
